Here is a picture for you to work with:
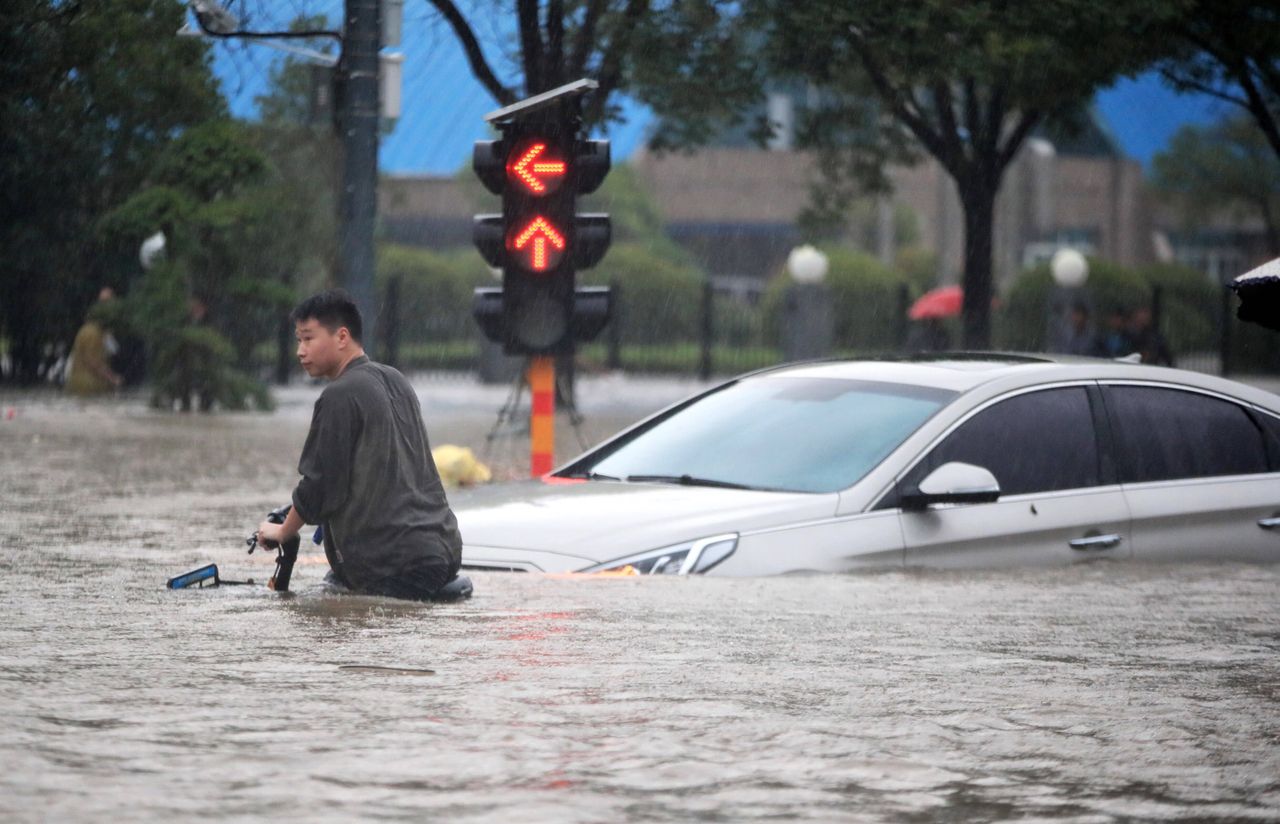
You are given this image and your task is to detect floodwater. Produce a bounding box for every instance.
[2,382,1279,822]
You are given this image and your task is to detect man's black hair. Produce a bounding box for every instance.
[291,289,363,342]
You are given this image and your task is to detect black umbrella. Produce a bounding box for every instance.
[1231,257,1280,332]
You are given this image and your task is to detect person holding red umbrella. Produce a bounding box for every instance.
[905,285,961,351]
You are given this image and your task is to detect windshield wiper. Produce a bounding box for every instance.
[624,474,756,490]
[559,470,621,481]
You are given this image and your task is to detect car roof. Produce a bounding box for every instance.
[747,352,1280,409]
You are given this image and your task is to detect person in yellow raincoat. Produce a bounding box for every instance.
[66,299,122,396]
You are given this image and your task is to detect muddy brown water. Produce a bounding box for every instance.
[1,380,1278,822]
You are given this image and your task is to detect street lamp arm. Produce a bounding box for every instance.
[190,13,343,44]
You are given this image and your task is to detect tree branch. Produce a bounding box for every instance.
[931,81,966,168]
[425,0,514,104]
[847,33,950,169]
[1234,63,1280,161]
[962,77,982,154]
[569,0,607,77]
[584,0,648,124]
[995,109,1042,174]
[1159,66,1250,107]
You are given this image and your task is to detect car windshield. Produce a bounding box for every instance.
[580,377,956,493]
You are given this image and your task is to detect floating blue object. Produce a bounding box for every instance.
[167,564,219,590]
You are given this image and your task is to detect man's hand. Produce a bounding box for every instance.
[257,506,304,549]
[257,520,289,548]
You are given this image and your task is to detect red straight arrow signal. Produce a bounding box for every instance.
[509,143,567,194]
[510,216,566,272]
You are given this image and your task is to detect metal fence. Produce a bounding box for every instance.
[375,279,1280,381]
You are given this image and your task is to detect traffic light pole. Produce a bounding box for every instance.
[528,356,557,476]
[337,0,381,352]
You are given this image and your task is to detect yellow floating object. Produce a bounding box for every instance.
[432,444,492,488]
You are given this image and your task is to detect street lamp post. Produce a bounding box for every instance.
[1048,248,1090,354]
[783,245,832,362]
[184,1,384,353]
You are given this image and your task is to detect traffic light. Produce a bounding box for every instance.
[471,81,613,355]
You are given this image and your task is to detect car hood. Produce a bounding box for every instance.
[450,479,837,570]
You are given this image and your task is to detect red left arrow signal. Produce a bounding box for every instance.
[508,142,567,195]
[509,216,566,272]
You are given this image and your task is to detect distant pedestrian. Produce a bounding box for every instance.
[905,318,951,352]
[1130,306,1174,366]
[1100,307,1135,358]
[1051,302,1103,357]
[65,289,122,396]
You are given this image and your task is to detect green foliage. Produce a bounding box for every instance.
[1153,115,1280,254]
[895,245,940,295]
[1137,263,1219,354]
[376,244,495,345]
[582,164,683,253]
[0,0,225,383]
[762,248,907,350]
[759,0,1184,346]
[999,259,1151,351]
[1000,259,1237,358]
[100,120,295,411]
[1155,1,1280,167]
[580,243,707,344]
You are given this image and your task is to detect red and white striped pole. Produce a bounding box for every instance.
[528,356,555,476]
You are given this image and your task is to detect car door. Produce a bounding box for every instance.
[1100,384,1280,563]
[893,385,1132,567]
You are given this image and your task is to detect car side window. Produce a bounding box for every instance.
[1259,412,1280,471]
[1105,386,1268,483]
[910,387,1101,497]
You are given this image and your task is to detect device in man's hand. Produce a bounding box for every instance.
[168,505,298,591]
[254,504,300,592]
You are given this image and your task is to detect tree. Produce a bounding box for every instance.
[99,120,298,410]
[759,0,1178,347]
[0,0,225,383]
[1157,1,1280,163]
[426,0,764,142]
[1153,115,1280,257]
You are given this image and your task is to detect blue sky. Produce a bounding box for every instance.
[206,4,1227,176]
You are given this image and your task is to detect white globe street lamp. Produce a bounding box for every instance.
[139,231,166,270]
[787,244,829,284]
[1050,248,1088,288]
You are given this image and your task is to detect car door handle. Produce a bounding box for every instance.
[1069,534,1122,551]
[1259,517,1280,531]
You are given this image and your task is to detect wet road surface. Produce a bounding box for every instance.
[1,381,1278,822]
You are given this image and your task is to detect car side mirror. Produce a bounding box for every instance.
[901,462,1001,511]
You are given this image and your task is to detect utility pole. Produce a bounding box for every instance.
[337,0,381,352]
[184,0,385,353]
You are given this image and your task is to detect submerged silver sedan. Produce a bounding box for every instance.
[453,355,1280,575]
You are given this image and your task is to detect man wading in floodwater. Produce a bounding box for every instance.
[254,290,464,599]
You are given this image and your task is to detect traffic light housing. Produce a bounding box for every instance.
[471,81,613,355]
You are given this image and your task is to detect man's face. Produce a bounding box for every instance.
[295,319,346,379]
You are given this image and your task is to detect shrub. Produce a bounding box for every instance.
[579,242,706,344]
[376,244,495,345]
[762,248,907,351]
[998,258,1150,352]
[1135,263,1218,354]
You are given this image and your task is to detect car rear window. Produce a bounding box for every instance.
[582,377,956,493]
[1105,386,1269,483]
